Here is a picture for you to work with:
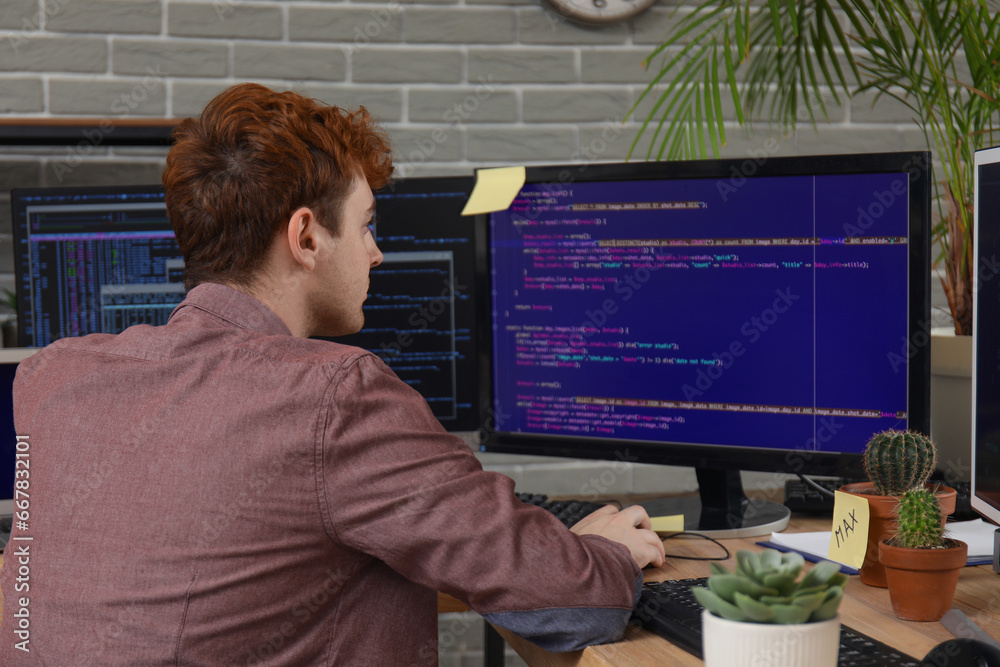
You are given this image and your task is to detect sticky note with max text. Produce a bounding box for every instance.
[828,490,871,569]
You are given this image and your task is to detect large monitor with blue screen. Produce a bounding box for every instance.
[483,152,932,535]
[972,145,1000,540]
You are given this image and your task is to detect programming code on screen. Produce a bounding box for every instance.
[491,173,913,455]
[12,189,183,347]
[331,184,483,430]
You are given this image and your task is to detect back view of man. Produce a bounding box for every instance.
[0,83,664,665]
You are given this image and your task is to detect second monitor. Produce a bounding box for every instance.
[9,177,488,433]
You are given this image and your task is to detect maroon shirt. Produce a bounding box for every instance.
[1,283,640,665]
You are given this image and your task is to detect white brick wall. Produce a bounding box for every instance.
[0,2,956,661]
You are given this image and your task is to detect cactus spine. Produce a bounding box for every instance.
[893,487,945,548]
[862,430,937,496]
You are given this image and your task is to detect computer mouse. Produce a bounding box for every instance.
[921,638,1000,666]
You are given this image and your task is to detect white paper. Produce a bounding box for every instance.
[769,519,996,565]
[768,530,853,569]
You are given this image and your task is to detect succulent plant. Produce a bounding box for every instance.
[891,487,946,549]
[862,430,937,496]
[693,549,846,624]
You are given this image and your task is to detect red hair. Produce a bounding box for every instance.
[163,83,394,289]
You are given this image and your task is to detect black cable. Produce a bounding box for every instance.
[796,472,837,498]
[660,532,731,561]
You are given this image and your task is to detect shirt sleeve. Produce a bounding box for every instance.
[317,354,642,652]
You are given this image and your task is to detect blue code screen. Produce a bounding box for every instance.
[490,171,912,455]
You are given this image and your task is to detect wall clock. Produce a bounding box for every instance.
[545,0,657,24]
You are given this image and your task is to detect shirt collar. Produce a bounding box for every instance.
[170,283,293,337]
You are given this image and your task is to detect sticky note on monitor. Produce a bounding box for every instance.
[461,166,525,216]
[650,514,684,534]
[828,490,871,569]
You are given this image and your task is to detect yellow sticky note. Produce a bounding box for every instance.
[828,490,871,569]
[460,166,526,216]
[649,514,684,534]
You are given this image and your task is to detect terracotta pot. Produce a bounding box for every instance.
[838,482,957,587]
[879,539,968,621]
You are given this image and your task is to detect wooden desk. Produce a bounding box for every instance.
[494,515,1000,666]
[4,515,999,664]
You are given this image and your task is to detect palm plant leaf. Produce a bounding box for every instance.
[632,0,1000,334]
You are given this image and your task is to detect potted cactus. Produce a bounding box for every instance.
[839,430,957,587]
[693,549,845,667]
[879,488,968,622]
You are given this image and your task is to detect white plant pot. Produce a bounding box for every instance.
[701,610,841,667]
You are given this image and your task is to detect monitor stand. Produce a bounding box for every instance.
[993,528,1000,575]
[637,468,790,539]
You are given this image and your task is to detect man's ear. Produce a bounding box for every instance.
[286,206,321,271]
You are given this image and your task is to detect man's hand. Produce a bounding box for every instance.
[571,504,666,569]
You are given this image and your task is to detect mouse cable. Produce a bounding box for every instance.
[659,532,731,561]
[797,472,837,497]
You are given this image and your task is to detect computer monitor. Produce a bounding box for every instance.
[0,348,40,519]
[320,176,490,432]
[483,152,932,536]
[972,145,1000,543]
[11,178,488,432]
[10,184,183,348]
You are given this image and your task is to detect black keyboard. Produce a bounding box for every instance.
[632,578,922,666]
[515,492,607,528]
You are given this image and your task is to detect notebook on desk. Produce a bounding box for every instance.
[758,518,997,574]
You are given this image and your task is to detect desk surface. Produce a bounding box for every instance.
[3,514,998,663]
[494,513,1000,666]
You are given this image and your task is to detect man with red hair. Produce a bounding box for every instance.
[1,83,664,665]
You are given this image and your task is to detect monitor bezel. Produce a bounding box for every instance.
[10,183,169,348]
[0,347,41,516]
[482,152,932,479]
[971,145,1000,525]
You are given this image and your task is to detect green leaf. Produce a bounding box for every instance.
[736,550,759,579]
[780,550,805,571]
[762,572,797,596]
[694,79,707,159]
[791,584,826,597]
[759,595,793,605]
[693,586,750,622]
[709,37,725,153]
[708,561,731,577]
[723,28,745,126]
[784,0,798,35]
[799,560,842,589]
[772,603,812,624]
[788,591,825,613]
[767,0,785,47]
[734,6,747,57]
[829,572,849,588]
[810,587,844,622]
[709,574,778,602]
[758,548,781,573]
[734,591,777,622]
